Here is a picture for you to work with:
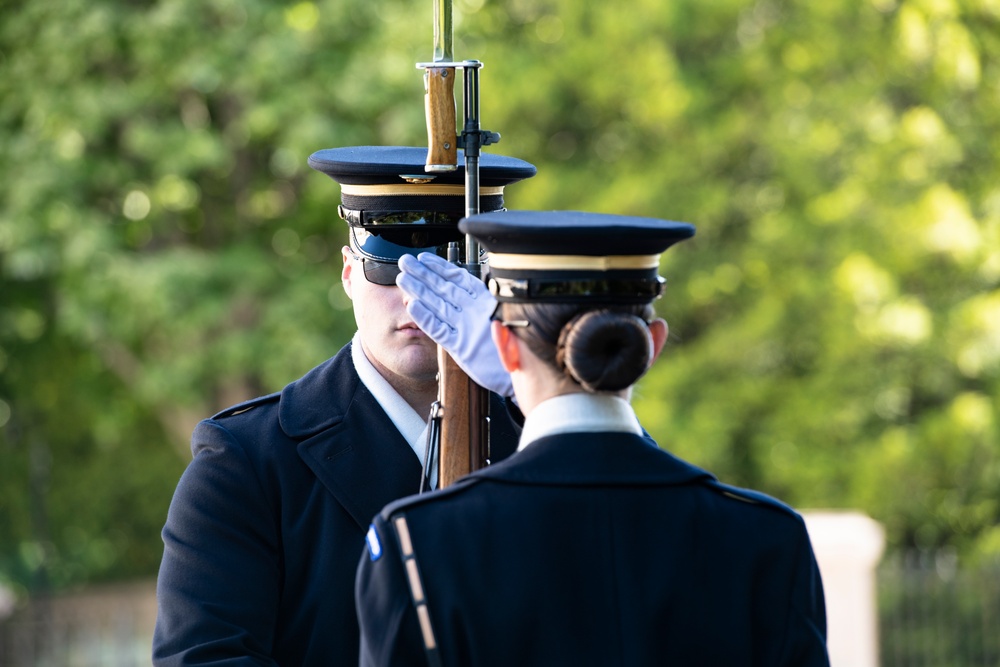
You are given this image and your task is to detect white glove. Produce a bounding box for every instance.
[396,252,513,397]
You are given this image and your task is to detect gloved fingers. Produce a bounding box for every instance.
[412,253,497,318]
[397,255,475,309]
[396,256,464,313]
[396,272,460,323]
[406,299,458,343]
[412,253,479,293]
[399,253,471,292]
[410,253,493,307]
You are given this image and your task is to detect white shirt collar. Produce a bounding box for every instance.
[518,393,643,451]
[351,334,431,468]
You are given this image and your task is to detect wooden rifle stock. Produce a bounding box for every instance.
[436,346,489,487]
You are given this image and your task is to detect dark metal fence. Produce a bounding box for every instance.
[1,557,999,666]
[0,581,156,667]
[879,550,1000,667]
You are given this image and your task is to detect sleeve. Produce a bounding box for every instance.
[355,515,431,667]
[777,521,831,667]
[152,419,280,666]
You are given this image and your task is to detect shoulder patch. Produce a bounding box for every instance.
[366,524,383,561]
[211,392,280,420]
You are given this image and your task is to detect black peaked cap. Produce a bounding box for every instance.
[307,146,536,263]
[460,210,695,256]
[460,210,696,304]
[308,146,536,188]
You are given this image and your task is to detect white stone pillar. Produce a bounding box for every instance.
[802,510,885,667]
[0,583,14,620]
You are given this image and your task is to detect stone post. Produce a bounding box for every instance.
[802,510,886,667]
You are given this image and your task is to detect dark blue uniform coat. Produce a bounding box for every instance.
[152,342,520,666]
[357,432,829,667]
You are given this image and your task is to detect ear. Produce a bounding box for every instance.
[341,246,355,299]
[491,320,521,372]
[647,318,669,365]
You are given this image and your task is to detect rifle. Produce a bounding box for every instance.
[417,0,500,489]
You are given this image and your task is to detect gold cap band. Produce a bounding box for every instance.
[339,183,504,197]
[488,253,662,271]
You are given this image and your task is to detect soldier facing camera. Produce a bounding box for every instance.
[152,146,535,666]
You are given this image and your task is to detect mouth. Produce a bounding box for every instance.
[398,322,427,337]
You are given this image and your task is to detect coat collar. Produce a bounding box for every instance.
[280,343,425,529]
[466,431,715,488]
[278,344,358,438]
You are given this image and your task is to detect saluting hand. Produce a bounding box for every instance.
[397,252,513,398]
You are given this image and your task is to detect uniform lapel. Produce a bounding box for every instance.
[280,344,425,529]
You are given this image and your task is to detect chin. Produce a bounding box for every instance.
[398,347,439,378]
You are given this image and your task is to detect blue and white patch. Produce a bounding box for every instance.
[366,524,383,561]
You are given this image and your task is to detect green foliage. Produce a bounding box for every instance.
[1,0,999,591]
[0,0,407,592]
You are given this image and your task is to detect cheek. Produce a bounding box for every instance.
[347,278,369,322]
[351,293,366,326]
[353,283,401,327]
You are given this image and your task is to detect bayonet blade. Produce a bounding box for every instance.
[433,0,453,62]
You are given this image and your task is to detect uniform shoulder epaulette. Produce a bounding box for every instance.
[707,480,801,518]
[379,475,480,521]
[210,392,281,420]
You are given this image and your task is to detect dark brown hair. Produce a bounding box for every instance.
[497,302,656,392]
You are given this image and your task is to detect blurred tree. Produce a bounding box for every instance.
[0,0,998,592]
[0,0,432,592]
[473,0,999,559]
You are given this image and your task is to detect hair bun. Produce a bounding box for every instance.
[556,311,652,392]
